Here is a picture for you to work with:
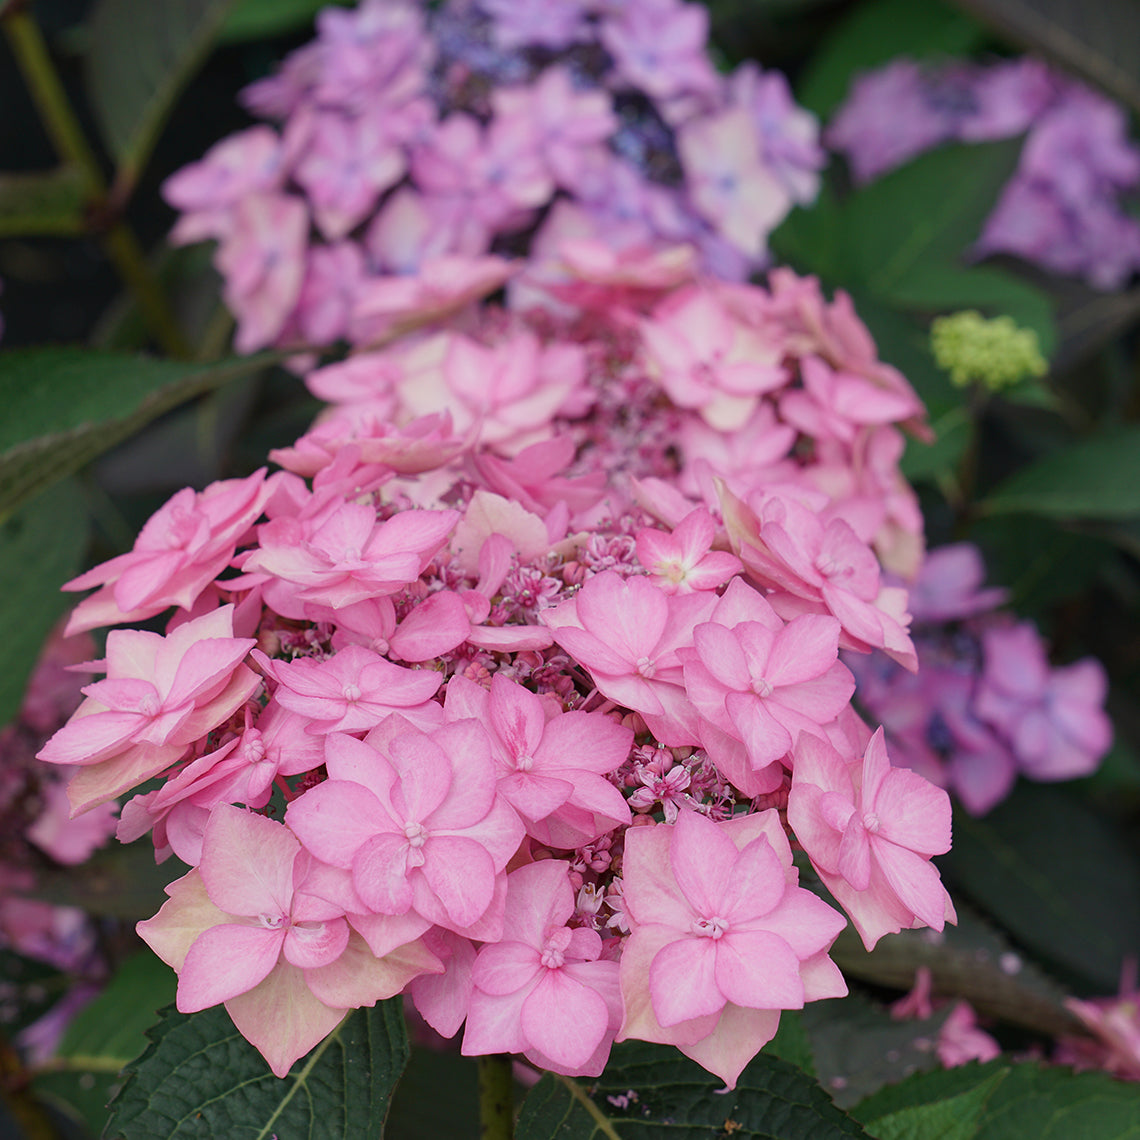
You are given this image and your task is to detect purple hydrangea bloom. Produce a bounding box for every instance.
[848,543,1111,815]
[828,56,1140,290]
[163,0,823,351]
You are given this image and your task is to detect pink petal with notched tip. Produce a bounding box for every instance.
[178,923,284,1012]
[692,622,751,691]
[386,730,452,823]
[715,930,805,1010]
[669,808,738,915]
[283,915,349,970]
[286,780,389,869]
[471,941,540,996]
[522,969,611,1071]
[420,834,498,930]
[874,841,950,931]
[764,615,841,687]
[717,835,788,925]
[421,720,497,829]
[873,767,952,855]
[650,936,721,1026]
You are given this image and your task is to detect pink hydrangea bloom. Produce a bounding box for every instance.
[462,859,622,1075]
[679,577,854,794]
[137,805,441,1077]
[787,729,955,949]
[541,570,717,746]
[444,673,632,849]
[618,809,847,1088]
[285,717,525,938]
[63,470,277,635]
[38,606,259,814]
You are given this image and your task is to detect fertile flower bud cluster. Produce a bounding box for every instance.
[848,543,1112,816]
[827,57,1140,289]
[37,253,953,1086]
[162,0,824,353]
[930,310,1047,392]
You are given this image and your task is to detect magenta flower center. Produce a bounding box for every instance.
[539,926,572,969]
[751,676,773,698]
[342,683,362,703]
[862,811,881,834]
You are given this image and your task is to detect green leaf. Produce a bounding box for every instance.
[105,1000,409,1140]
[0,478,89,725]
[768,179,849,281]
[0,347,275,520]
[940,783,1140,990]
[883,1060,1140,1139]
[860,1069,1008,1140]
[0,165,88,237]
[877,263,1056,358]
[974,1062,1140,1139]
[84,0,239,185]
[516,1040,869,1139]
[981,426,1140,519]
[802,995,953,1109]
[385,1046,480,1140]
[949,0,1140,115]
[844,140,1025,300]
[852,1060,1008,1125]
[219,0,348,42]
[58,953,178,1069]
[32,954,176,1138]
[798,0,987,118]
[763,1009,817,1078]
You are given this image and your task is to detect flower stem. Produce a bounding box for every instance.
[478,1053,514,1140]
[1,5,191,358]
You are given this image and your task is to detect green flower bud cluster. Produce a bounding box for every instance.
[930,310,1047,392]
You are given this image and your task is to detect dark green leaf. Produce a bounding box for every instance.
[974,1062,1140,1139]
[852,1060,1008,1124]
[57,953,177,1069]
[104,1000,408,1139]
[859,1069,1008,1140]
[768,179,849,281]
[0,347,275,520]
[844,141,1025,300]
[949,0,1140,115]
[85,0,239,184]
[385,1046,479,1140]
[32,954,178,1139]
[849,296,971,481]
[516,1040,869,1139]
[941,783,1140,990]
[798,0,987,118]
[802,995,953,1109]
[0,165,88,237]
[981,427,1140,519]
[763,1010,817,1078]
[0,478,89,724]
[877,263,1056,358]
[219,0,348,42]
